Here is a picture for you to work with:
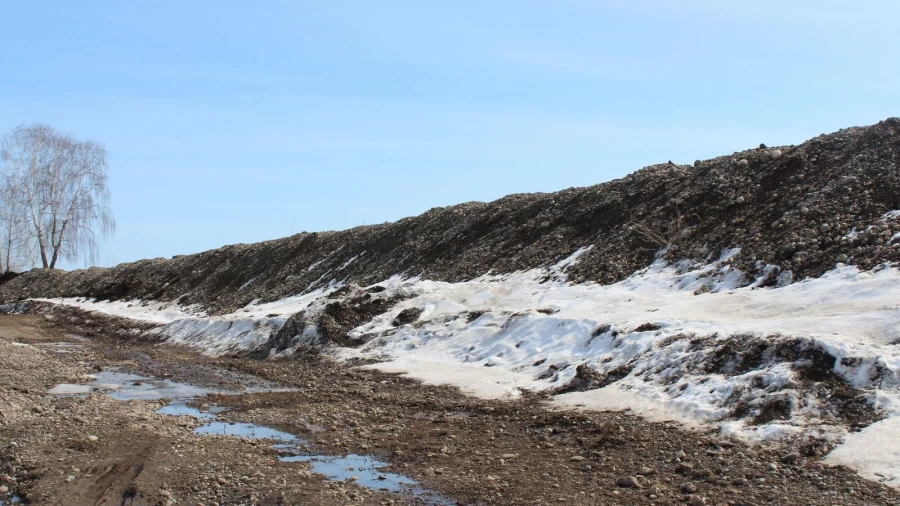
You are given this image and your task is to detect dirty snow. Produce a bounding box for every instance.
[33,297,207,323]
[32,249,900,486]
[338,256,900,433]
[157,284,341,355]
[825,417,900,486]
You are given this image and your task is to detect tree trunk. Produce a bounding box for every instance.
[39,244,49,268]
[5,234,11,273]
[48,220,68,269]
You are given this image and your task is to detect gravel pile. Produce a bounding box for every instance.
[1,118,898,314]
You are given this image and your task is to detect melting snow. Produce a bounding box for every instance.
[33,297,206,323]
[33,248,900,486]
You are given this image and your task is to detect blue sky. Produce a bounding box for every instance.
[2,1,898,268]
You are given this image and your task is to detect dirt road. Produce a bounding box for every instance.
[0,307,897,505]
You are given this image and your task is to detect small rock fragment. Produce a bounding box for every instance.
[780,452,800,465]
[615,476,641,488]
[689,495,707,506]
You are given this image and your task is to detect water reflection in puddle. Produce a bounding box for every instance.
[48,370,213,399]
[190,423,454,504]
[156,402,229,420]
[0,496,22,505]
[195,421,297,441]
[281,453,416,491]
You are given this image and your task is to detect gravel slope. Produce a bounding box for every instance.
[1,118,898,315]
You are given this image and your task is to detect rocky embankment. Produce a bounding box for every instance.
[1,118,898,315]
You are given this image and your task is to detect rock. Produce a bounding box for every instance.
[87,435,98,442]
[569,455,585,462]
[0,485,8,494]
[780,452,800,465]
[615,476,641,488]
[769,149,783,160]
[646,485,664,496]
[675,462,694,474]
[637,466,655,475]
[759,143,768,149]
[680,482,697,494]
[735,196,746,204]
[692,467,713,479]
[159,489,173,498]
[736,159,749,167]
[689,495,707,506]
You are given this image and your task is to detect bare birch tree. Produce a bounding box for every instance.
[0,124,115,269]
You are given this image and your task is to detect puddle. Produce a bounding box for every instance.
[49,367,451,504]
[0,497,22,505]
[156,402,229,420]
[281,453,415,491]
[97,372,214,401]
[49,371,213,400]
[195,421,298,442]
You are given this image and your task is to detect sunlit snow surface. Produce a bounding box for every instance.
[36,249,900,486]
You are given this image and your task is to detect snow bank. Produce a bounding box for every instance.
[340,256,900,435]
[37,284,341,356]
[33,297,206,324]
[32,250,900,486]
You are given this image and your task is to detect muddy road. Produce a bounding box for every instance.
[0,309,897,506]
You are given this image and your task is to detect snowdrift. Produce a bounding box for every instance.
[32,244,900,487]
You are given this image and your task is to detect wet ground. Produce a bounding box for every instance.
[2,308,900,505]
[48,367,452,504]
